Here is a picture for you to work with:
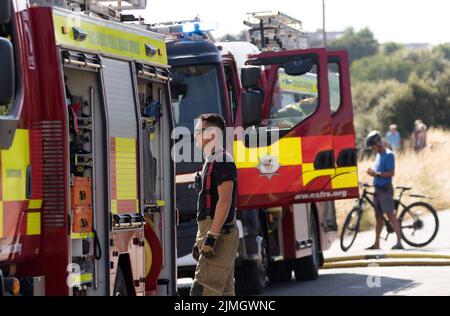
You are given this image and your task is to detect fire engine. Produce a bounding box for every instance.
[0,0,176,296]
[153,16,359,295]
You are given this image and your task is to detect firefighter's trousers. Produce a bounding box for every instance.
[190,217,239,296]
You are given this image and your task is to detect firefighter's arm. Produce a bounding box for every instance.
[201,180,233,258]
[210,180,234,234]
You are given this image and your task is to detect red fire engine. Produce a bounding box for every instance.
[0,0,176,296]
[154,17,358,294]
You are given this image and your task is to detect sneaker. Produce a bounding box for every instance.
[366,245,380,250]
[391,243,404,250]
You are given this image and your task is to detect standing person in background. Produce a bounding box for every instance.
[385,124,401,151]
[412,119,427,151]
[417,123,428,151]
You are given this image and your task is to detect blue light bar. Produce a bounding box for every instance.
[182,22,215,33]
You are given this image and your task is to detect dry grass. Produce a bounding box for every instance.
[335,128,450,232]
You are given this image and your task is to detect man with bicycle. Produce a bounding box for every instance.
[366,131,404,250]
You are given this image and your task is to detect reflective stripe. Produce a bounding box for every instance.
[0,202,3,238]
[156,200,165,207]
[115,137,138,213]
[26,212,41,236]
[53,10,168,65]
[71,232,94,240]
[301,163,334,186]
[233,137,302,168]
[1,129,29,201]
[111,200,118,215]
[28,199,42,209]
[332,166,359,189]
[71,273,93,285]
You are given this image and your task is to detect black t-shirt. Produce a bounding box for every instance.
[197,151,238,224]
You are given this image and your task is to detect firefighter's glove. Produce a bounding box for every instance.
[192,243,200,261]
[201,232,220,258]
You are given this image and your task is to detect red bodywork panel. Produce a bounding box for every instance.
[328,50,359,199]
[235,48,335,209]
[1,5,71,295]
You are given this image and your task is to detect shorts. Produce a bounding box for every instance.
[374,184,395,214]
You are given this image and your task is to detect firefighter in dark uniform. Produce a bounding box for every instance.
[190,113,239,296]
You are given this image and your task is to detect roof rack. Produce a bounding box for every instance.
[244,11,307,51]
[149,17,216,42]
[30,0,147,21]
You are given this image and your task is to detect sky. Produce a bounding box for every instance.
[129,0,450,45]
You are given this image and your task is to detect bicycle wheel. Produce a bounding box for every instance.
[340,207,362,252]
[399,201,439,247]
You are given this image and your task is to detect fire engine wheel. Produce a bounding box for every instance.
[235,259,267,295]
[235,239,268,295]
[113,267,129,296]
[293,214,320,281]
[267,261,292,283]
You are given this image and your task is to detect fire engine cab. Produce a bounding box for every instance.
[0,0,176,296]
[154,18,359,294]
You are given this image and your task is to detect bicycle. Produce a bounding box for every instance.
[340,183,439,252]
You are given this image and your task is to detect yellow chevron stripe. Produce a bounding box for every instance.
[331,166,359,189]
[28,199,42,209]
[1,129,29,201]
[26,212,41,236]
[233,137,302,169]
[302,163,335,186]
[0,202,3,238]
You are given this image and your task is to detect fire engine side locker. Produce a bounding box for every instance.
[59,51,110,295]
[101,56,145,296]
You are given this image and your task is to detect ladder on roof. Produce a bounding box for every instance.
[30,0,147,20]
[244,11,307,51]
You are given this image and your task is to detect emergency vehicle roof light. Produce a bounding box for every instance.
[182,22,215,34]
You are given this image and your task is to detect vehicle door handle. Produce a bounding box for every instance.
[26,165,32,199]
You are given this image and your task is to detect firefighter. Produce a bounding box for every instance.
[190,113,239,296]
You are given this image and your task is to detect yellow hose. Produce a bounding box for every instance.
[325,253,450,263]
[323,260,450,269]
[322,253,450,269]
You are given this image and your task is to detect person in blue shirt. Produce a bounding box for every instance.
[365,130,404,250]
[385,124,401,151]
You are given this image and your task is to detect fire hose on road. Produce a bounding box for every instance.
[322,253,450,269]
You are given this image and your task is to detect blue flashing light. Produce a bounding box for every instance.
[181,22,215,34]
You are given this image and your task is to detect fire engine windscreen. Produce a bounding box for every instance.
[170,64,224,132]
[265,65,319,130]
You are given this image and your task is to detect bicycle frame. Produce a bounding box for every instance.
[358,185,408,238]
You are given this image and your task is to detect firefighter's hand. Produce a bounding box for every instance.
[201,232,219,258]
[192,243,200,261]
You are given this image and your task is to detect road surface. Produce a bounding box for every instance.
[263,209,450,296]
[178,209,450,296]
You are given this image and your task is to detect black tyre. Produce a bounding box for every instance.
[267,260,292,283]
[293,214,320,281]
[113,266,129,296]
[340,207,362,252]
[235,259,267,295]
[399,201,439,247]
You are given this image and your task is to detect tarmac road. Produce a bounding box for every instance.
[263,209,450,296]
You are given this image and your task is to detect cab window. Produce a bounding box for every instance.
[263,66,319,129]
[224,64,238,123]
[0,15,16,116]
[328,63,341,114]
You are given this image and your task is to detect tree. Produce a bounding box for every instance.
[383,42,403,55]
[328,27,379,64]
